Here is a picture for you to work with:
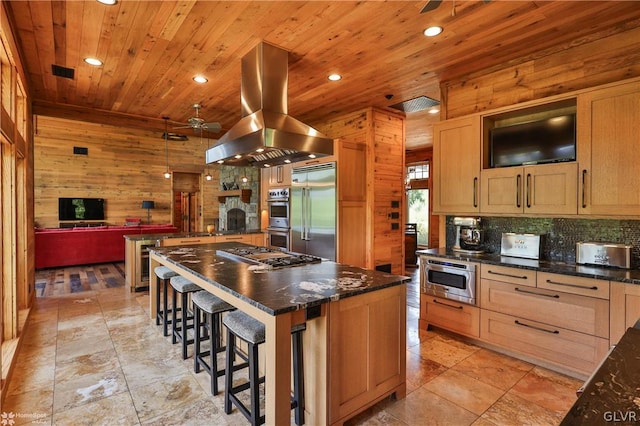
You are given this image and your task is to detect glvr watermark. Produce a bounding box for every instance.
[604,411,638,423]
[1,411,48,425]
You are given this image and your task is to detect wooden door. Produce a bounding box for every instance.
[578,81,640,215]
[172,172,201,233]
[433,115,481,214]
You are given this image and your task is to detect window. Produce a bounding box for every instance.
[406,161,430,247]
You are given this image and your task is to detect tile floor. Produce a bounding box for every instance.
[3,263,583,425]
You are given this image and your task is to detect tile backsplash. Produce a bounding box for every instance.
[446,216,640,266]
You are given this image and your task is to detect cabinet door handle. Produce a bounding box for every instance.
[473,177,478,208]
[223,236,243,240]
[514,320,559,334]
[582,169,587,208]
[546,279,598,290]
[180,239,201,243]
[487,270,528,280]
[515,287,560,298]
[526,173,532,208]
[516,174,522,208]
[433,299,463,310]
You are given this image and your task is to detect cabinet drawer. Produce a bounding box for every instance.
[217,234,253,243]
[481,310,610,376]
[537,272,609,300]
[481,264,536,287]
[423,295,479,338]
[160,236,218,247]
[481,280,609,338]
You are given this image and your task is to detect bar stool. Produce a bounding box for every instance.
[223,310,305,426]
[192,290,235,395]
[153,266,178,336]
[170,275,201,359]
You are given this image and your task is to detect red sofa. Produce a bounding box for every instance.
[35,225,178,269]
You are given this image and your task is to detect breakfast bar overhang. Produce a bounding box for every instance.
[147,242,409,425]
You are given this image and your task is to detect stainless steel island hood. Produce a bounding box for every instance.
[206,42,334,167]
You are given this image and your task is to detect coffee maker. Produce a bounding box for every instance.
[452,217,484,253]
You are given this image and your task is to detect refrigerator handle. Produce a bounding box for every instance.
[301,187,307,240]
[306,187,312,240]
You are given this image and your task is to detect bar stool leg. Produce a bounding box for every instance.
[171,287,179,344]
[155,276,162,326]
[224,328,235,415]
[162,279,171,336]
[194,304,202,373]
[249,342,261,426]
[180,291,190,359]
[210,311,219,395]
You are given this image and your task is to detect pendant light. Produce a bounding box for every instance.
[204,129,213,181]
[162,117,171,179]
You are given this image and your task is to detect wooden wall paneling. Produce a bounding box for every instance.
[33,115,217,228]
[442,26,640,119]
[1,139,16,341]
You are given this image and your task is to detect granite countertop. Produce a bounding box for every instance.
[150,242,410,315]
[124,229,262,241]
[561,326,640,425]
[417,248,640,285]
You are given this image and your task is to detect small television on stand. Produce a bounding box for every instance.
[58,198,105,221]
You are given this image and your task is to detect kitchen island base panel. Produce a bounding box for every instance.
[149,248,407,426]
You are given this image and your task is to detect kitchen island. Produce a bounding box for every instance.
[148,242,409,426]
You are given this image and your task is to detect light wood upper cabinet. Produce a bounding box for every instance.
[266,163,292,187]
[433,115,481,214]
[578,80,640,215]
[480,162,577,215]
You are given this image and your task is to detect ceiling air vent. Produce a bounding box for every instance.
[389,95,439,113]
[51,64,75,79]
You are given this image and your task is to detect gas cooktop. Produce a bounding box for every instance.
[216,246,322,269]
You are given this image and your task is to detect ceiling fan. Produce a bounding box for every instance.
[174,103,222,133]
[420,0,490,14]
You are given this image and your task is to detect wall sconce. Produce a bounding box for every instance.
[141,200,155,223]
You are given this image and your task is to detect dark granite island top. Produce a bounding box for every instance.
[148,242,409,425]
[149,242,409,315]
[561,326,640,425]
[123,229,263,242]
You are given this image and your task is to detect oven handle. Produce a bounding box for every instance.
[432,298,463,310]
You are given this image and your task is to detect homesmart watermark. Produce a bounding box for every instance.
[1,411,48,425]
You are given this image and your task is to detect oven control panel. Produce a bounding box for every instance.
[267,187,289,201]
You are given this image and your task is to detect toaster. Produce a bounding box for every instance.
[576,242,632,269]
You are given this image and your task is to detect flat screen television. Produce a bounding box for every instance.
[58,198,105,221]
[490,113,576,168]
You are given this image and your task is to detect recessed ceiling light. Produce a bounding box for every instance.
[428,107,440,114]
[308,154,316,159]
[234,155,242,159]
[423,26,443,37]
[217,160,224,164]
[193,75,208,84]
[97,0,117,4]
[84,57,103,66]
[284,159,291,164]
[264,164,271,168]
[328,74,342,81]
[256,148,265,153]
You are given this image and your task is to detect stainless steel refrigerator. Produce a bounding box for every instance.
[291,162,336,260]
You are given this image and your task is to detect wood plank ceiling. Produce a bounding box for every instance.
[6,0,640,149]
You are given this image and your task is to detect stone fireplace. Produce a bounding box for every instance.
[217,166,260,231]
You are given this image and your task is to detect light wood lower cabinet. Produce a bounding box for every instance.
[610,282,640,345]
[421,294,480,338]
[159,235,218,247]
[481,310,610,376]
[329,285,406,424]
[480,279,609,338]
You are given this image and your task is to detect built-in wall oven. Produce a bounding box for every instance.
[267,188,290,229]
[421,256,477,306]
[266,187,290,251]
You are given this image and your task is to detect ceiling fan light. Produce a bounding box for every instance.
[424,26,443,37]
[193,75,208,84]
[84,57,103,66]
